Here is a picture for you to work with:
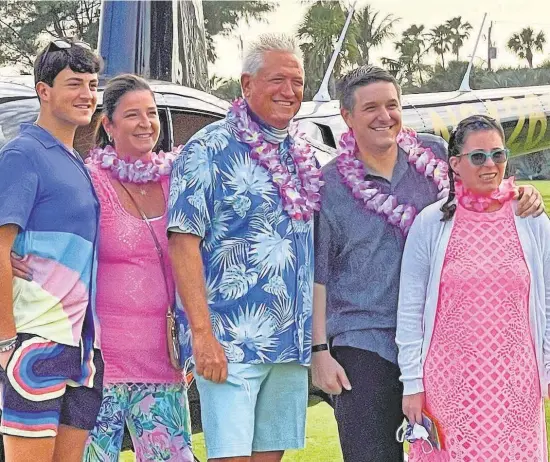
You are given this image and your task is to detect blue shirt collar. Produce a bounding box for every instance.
[20,123,67,150]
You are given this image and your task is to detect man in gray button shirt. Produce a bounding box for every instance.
[311,65,544,462]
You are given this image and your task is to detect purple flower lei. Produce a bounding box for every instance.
[336,128,450,235]
[85,144,182,183]
[228,98,323,221]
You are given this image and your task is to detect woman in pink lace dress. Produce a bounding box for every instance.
[80,75,194,462]
[396,115,550,462]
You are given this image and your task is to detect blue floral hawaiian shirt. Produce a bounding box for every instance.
[167,117,313,366]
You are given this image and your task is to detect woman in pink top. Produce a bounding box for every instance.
[81,75,193,462]
[397,115,550,461]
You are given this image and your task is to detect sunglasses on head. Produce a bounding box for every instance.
[46,38,92,52]
[39,38,92,69]
[455,147,509,166]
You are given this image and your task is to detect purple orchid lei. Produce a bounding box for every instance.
[228,98,323,221]
[85,144,181,184]
[336,128,450,235]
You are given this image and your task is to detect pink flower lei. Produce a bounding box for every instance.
[455,177,516,212]
[336,128,450,235]
[85,144,181,183]
[228,98,323,221]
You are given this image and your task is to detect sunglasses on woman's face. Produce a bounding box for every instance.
[455,147,509,167]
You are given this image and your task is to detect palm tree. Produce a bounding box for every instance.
[427,24,452,70]
[446,16,473,61]
[507,27,546,68]
[297,1,359,100]
[352,5,399,65]
[395,24,431,86]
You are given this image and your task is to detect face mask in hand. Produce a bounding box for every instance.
[396,420,434,454]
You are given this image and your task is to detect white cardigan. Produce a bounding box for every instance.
[396,199,550,397]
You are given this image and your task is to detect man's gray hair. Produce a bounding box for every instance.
[242,33,303,75]
[338,65,402,112]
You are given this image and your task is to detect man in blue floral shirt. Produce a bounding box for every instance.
[167,34,322,461]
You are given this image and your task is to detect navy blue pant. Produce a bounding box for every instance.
[332,347,405,462]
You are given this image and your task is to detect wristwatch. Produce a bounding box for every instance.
[311,343,329,353]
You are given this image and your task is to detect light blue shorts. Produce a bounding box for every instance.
[195,362,308,459]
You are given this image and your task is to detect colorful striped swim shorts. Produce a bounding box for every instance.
[0,333,104,437]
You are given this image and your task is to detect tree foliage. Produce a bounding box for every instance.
[298,1,400,100]
[203,1,275,63]
[400,63,550,95]
[507,27,546,69]
[0,0,101,71]
[0,1,548,98]
[353,5,399,65]
[298,1,358,100]
[427,25,452,70]
[445,16,473,61]
[0,1,275,72]
[393,25,432,86]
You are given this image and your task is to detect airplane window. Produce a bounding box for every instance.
[296,120,325,143]
[170,109,221,146]
[0,99,40,148]
[296,120,337,166]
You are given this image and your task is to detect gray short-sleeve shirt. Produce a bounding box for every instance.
[314,133,448,364]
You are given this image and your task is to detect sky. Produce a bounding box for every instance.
[209,0,550,79]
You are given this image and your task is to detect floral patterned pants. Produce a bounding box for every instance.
[83,382,194,462]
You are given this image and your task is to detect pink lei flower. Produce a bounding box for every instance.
[85,144,181,184]
[228,98,323,221]
[336,128,449,235]
[455,177,516,212]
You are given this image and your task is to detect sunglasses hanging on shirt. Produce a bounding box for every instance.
[282,151,297,175]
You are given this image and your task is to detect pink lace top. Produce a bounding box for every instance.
[410,201,546,462]
[89,165,179,384]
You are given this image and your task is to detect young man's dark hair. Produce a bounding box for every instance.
[34,37,102,88]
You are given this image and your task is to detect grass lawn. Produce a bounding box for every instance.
[120,396,342,462]
[121,180,550,462]
[120,397,550,461]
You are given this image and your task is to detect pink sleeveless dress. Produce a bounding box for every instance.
[88,165,179,384]
[409,201,546,462]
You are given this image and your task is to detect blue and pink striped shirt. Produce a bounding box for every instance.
[0,124,100,385]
